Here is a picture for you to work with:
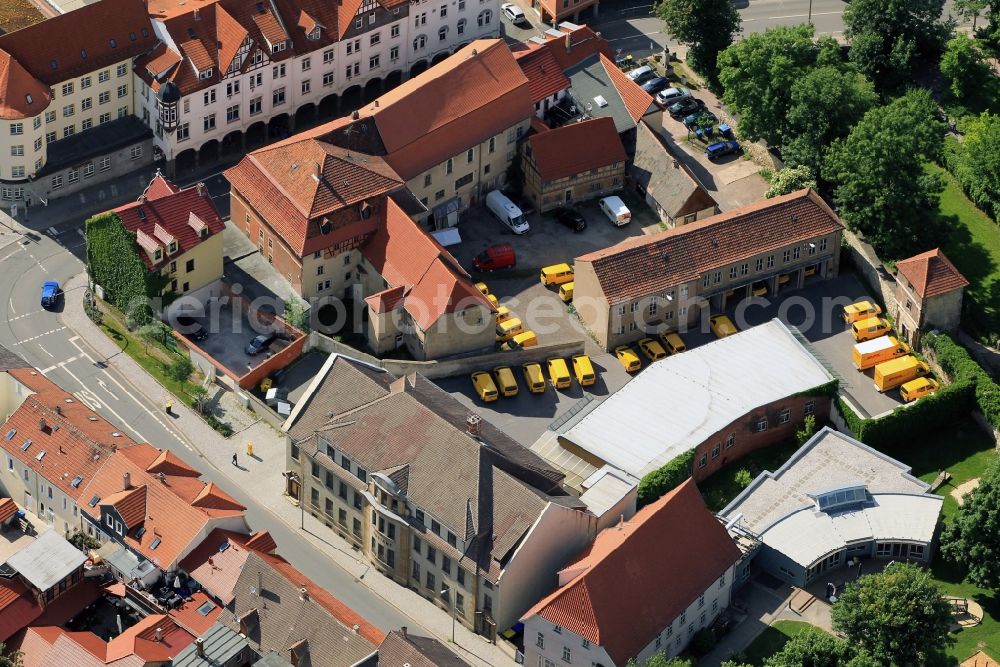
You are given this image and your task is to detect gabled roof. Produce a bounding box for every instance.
[146,449,200,477]
[523,479,741,665]
[895,248,969,299]
[0,498,18,523]
[600,53,656,122]
[21,614,194,667]
[513,23,611,103]
[0,368,135,502]
[525,116,626,182]
[576,188,844,303]
[630,121,717,220]
[0,49,49,121]
[362,199,493,330]
[112,174,225,272]
[0,577,41,642]
[377,631,471,666]
[78,443,247,570]
[0,0,154,86]
[514,46,570,104]
[563,53,655,133]
[224,139,403,256]
[179,529,256,605]
[344,39,532,179]
[225,551,384,666]
[101,484,147,529]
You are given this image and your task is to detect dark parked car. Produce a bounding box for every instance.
[40,281,61,310]
[245,332,278,355]
[668,97,705,118]
[640,76,670,95]
[683,110,717,127]
[706,140,741,161]
[175,316,208,341]
[553,207,586,232]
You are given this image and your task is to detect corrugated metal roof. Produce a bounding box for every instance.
[562,319,833,479]
[172,622,248,667]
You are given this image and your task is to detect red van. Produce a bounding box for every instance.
[473,243,516,272]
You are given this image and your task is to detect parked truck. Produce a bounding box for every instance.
[873,355,930,393]
[852,336,911,371]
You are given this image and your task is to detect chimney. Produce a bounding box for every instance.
[196,182,206,197]
[618,514,624,530]
[466,413,482,438]
[38,418,47,432]
[312,162,321,181]
[565,33,571,52]
[195,638,205,657]
[54,405,62,416]
[123,472,131,490]
[158,471,166,483]
[193,7,200,19]
[154,627,163,642]
[299,586,308,601]
[401,626,407,639]
[351,110,360,120]
[373,100,379,108]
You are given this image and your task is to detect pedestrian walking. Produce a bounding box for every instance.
[232,453,238,466]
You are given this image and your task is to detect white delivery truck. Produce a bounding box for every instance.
[486,190,529,235]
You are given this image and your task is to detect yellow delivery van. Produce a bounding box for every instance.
[540,263,574,286]
[851,336,911,371]
[873,355,929,392]
[851,316,890,342]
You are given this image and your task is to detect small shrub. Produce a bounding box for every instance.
[637,449,696,507]
[204,414,234,438]
[795,414,817,445]
[165,357,194,385]
[690,628,717,656]
[734,468,753,489]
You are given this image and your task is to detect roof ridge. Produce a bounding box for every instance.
[245,152,312,219]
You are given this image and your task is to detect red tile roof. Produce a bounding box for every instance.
[101,485,147,529]
[178,529,254,604]
[546,25,612,71]
[514,46,570,104]
[0,369,137,502]
[79,443,247,570]
[169,591,221,636]
[0,49,49,121]
[0,498,17,523]
[362,199,493,330]
[350,39,533,179]
[141,43,182,81]
[21,615,194,667]
[576,188,844,303]
[225,139,403,257]
[523,480,741,665]
[896,248,969,299]
[600,53,655,122]
[245,529,277,554]
[145,449,199,478]
[364,285,407,315]
[0,0,154,86]
[0,578,41,643]
[525,117,626,181]
[111,174,225,272]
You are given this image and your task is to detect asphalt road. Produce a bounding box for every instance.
[0,226,416,634]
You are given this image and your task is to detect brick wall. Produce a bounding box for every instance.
[230,192,304,292]
[690,394,832,482]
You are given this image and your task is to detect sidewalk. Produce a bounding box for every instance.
[60,271,518,667]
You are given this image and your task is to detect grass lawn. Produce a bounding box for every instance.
[100,307,195,401]
[930,164,1000,338]
[699,439,801,512]
[741,621,821,665]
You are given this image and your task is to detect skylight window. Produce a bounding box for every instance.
[71,476,83,488]
[812,485,868,512]
[134,526,146,539]
[20,439,31,452]
[197,600,216,616]
[34,451,45,461]
[4,429,15,441]
[88,495,100,507]
[150,537,161,550]
[25,94,32,105]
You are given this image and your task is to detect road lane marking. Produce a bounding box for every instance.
[8,310,45,322]
[36,344,53,358]
[7,298,14,316]
[744,10,842,21]
[57,359,149,442]
[96,378,119,401]
[12,327,66,345]
[40,354,80,373]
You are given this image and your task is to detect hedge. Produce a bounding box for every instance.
[837,333,1000,449]
[637,449,695,507]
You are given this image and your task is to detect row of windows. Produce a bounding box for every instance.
[696,402,815,468]
[49,65,124,100]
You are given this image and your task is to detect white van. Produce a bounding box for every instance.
[599,196,631,226]
[486,190,529,235]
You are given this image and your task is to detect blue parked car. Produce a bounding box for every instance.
[245,332,277,355]
[706,140,741,161]
[40,281,61,310]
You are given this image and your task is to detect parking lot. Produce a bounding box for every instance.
[436,271,905,448]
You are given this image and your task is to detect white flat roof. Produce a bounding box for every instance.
[578,467,636,518]
[6,529,86,591]
[854,336,895,355]
[562,319,833,479]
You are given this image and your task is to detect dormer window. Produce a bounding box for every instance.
[169,240,178,254]
[359,201,372,220]
[154,248,163,260]
[273,41,287,52]
[308,27,321,40]
[200,227,209,239]
[811,485,868,512]
[199,68,213,80]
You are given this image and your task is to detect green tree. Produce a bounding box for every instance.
[138,321,173,353]
[954,112,1000,221]
[954,0,988,29]
[189,384,210,415]
[166,356,194,387]
[831,562,951,665]
[941,34,991,98]
[637,449,695,506]
[762,629,878,667]
[656,0,741,83]
[845,0,949,89]
[795,414,817,446]
[822,88,947,258]
[85,212,169,326]
[941,454,1000,587]
[783,66,878,172]
[284,298,311,333]
[627,656,692,667]
[765,166,818,198]
[0,643,23,667]
[718,24,819,146]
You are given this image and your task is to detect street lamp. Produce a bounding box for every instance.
[440,587,456,643]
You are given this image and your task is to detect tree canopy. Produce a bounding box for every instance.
[821,88,947,258]
[656,0,741,83]
[940,34,991,98]
[845,0,950,89]
[831,562,952,665]
[761,630,878,667]
[941,454,1000,587]
[953,112,1000,222]
[765,166,817,199]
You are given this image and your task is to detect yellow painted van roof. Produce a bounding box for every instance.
[875,355,922,374]
[540,263,573,275]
